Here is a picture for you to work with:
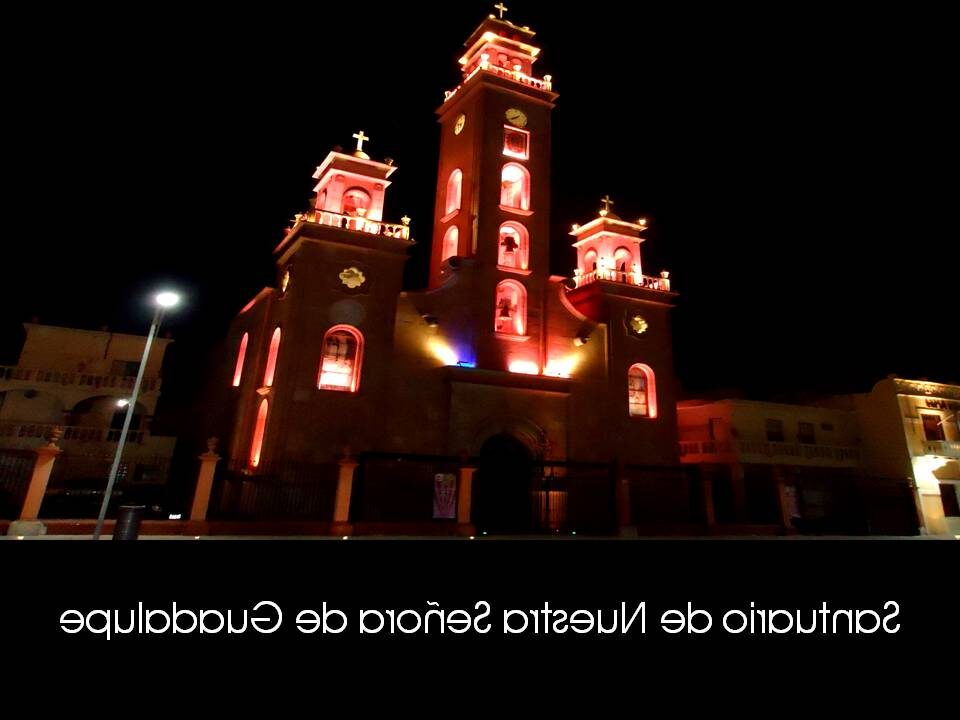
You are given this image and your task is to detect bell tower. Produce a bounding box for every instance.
[426,7,558,374]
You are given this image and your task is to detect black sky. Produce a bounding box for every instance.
[2,1,956,419]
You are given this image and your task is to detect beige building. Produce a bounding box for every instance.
[679,378,960,536]
[0,324,177,516]
[678,399,880,533]
[851,377,960,536]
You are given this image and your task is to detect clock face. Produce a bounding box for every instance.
[505,107,528,128]
[627,314,649,336]
[454,113,466,135]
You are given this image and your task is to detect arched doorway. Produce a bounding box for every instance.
[473,433,533,534]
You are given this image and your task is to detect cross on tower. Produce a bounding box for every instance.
[494,3,509,19]
[601,195,615,213]
[352,130,370,154]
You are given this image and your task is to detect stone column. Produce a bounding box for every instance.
[731,464,748,523]
[702,472,717,529]
[457,462,476,532]
[189,437,221,522]
[19,428,63,521]
[914,481,947,536]
[616,460,636,537]
[333,448,358,528]
[773,466,796,532]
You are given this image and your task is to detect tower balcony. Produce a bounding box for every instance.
[923,440,960,459]
[287,209,411,242]
[444,62,553,104]
[569,268,672,293]
[0,421,148,447]
[0,365,161,393]
[680,439,861,467]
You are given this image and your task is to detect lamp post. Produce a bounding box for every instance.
[92,291,181,540]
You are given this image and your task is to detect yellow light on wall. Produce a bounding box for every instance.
[509,360,540,375]
[913,456,948,493]
[544,354,579,378]
[427,338,459,366]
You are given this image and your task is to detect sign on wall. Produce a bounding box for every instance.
[433,473,457,519]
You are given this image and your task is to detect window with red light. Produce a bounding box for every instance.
[503,127,530,160]
[628,364,658,419]
[445,169,462,215]
[249,399,268,468]
[500,163,530,210]
[318,325,363,393]
[342,187,371,216]
[263,327,281,388]
[232,332,248,387]
[441,226,459,262]
[614,247,634,274]
[584,248,598,272]
[498,222,529,270]
[495,280,527,336]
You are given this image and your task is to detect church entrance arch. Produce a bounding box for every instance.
[473,433,534,534]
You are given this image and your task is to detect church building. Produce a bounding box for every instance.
[214,10,681,533]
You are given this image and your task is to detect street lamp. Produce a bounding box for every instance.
[92,290,181,539]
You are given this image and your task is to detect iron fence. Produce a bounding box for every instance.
[0,450,34,519]
[211,460,338,521]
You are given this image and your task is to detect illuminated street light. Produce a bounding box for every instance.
[93,290,182,539]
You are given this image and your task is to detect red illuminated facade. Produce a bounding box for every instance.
[216,12,680,531]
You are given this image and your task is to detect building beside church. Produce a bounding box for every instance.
[850,377,960,536]
[0,323,176,517]
[677,377,960,537]
[212,11,682,534]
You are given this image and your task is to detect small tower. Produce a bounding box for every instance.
[569,197,669,292]
[565,198,678,466]
[425,8,558,375]
[225,132,413,469]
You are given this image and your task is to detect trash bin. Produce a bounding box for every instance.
[113,505,145,541]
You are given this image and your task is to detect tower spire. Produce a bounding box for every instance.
[352,130,370,159]
[600,194,614,217]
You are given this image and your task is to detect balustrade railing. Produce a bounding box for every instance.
[924,440,960,458]
[291,209,411,241]
[0,366,160,392]
[0,422,144,444]
[680,439,860,463]
[571,269,671,292]
[445,63,553,103]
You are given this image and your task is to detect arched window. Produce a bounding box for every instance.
[614,247,633,274]
[249,399,268,468]
[445,169,462,215]
[318,325,363,393]
[500,163,530,210]
[494,280,527,335]
[584,248,598,273]
[628,364,658,419]
[263,327,281,388]
[232,332,248,387]
[498,222,529,270]
[341,187,371,216]
[441,226,459,263]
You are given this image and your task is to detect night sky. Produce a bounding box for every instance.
[3,2,955,425]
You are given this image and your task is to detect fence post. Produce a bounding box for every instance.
[614,458,636,537]
[702,471,717,529]
[333,447,358,531]
[457,451,476,534]
[190,437,221,522]
[773,466,798,533]
[19,427,63,521]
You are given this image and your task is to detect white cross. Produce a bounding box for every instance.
[494,3,508,19]
[352,130,369,153]
[601,195,615,213]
